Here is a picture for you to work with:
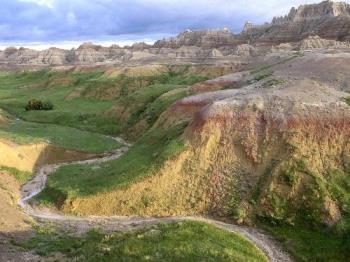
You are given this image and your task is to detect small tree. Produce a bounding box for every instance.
[25,99,42,111]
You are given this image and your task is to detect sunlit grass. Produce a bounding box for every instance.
[24,221,268,262]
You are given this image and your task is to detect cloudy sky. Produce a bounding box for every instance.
[0,0,348,49]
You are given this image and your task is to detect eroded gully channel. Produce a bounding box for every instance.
[18,137,293,262]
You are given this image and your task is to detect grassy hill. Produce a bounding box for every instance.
[0,67,207,137]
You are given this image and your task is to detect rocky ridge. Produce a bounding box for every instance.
[243,0,350,43]
[1,1,350,66]
[154,28,240,49]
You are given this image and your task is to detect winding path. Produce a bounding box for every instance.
[18,137,293,262]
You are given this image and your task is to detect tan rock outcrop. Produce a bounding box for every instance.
[0,139,97,173]
[298,35,350,50]
[233,44,257,57]
[242,1,350,44]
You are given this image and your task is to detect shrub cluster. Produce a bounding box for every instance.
[25,99,54,111]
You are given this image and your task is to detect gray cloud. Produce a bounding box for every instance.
[0,0,348,43]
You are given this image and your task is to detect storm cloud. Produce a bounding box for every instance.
[0,0,348,44]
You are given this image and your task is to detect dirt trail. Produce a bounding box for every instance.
[18,137,293,262]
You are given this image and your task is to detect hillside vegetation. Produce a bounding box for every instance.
[23,221,268,262]
[0,66,208,183]
[0,120,121,153]
[37,122,188,208]
[0,67,208,137]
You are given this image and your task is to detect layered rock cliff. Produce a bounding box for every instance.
[1,1,350,66]
[243,0,350,43]
[0,43,133,66]
[154,28,241,49]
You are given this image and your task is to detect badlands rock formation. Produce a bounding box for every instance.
[0,43,133,66]
[243,0,350,43]
[61,48,350,230]
[154,28,240,49]
[233,44,258,57]
[1,1,349,66]
[298,35,350,50]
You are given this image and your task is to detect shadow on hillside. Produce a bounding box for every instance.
[33,145,100,172]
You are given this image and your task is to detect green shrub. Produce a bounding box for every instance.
[281,166,299,187]
[25,99,53,111]
[233,208,247,221]
[25,99,42,111]
[254,70,273,81]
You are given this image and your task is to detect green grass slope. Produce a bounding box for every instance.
[0,120,121,154]
[23,221,268,262]
[0,69,207,136]
[265,225,350,262]
[36,122,187,206]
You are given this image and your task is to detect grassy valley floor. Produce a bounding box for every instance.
[22,221,269,262]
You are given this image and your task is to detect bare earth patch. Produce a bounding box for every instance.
[0,172,40,262]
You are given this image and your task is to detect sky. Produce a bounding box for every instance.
[0,0,348,49]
